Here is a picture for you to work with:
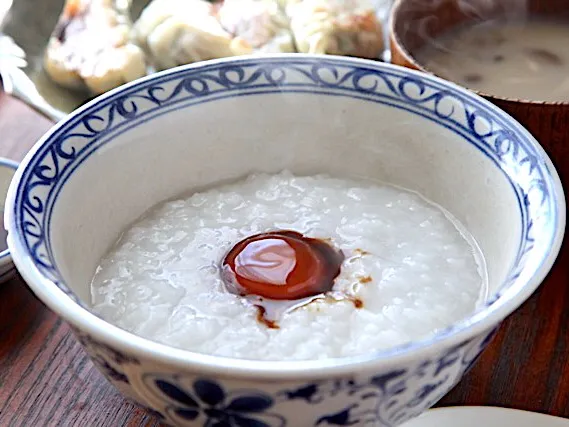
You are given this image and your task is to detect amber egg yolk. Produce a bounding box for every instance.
[222,231,344,300]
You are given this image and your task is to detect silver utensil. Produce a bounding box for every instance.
[0,33,64,121]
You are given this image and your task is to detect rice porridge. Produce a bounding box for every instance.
[91,172,487,361]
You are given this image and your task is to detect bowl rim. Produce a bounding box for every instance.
[5,54,566,379]
[389,0,569,106]
[0,157,19,264]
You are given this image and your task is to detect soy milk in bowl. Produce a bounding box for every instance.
[416,19,569,102]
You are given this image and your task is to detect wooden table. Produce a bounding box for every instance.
[0,91,567,426]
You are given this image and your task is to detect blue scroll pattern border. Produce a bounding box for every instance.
[14,58,557,315]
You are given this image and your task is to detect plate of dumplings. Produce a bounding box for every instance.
[0,0,392,120]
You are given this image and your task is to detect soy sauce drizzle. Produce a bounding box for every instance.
[245,291,366,329]
[525,48,563,66]
[221,231,369,328]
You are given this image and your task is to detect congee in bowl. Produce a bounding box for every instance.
[5,55,565,426]
[92,171,487,360]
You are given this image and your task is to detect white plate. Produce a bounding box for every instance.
[402,407,569,427]
[0,0,395,120]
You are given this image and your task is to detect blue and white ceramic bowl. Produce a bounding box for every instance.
[4,55,565,427]
[0,157,19,283]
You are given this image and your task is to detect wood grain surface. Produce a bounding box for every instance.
[0,90,567,426]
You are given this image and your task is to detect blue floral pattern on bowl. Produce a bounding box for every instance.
[153,378,285,427]
[73,326,496,427]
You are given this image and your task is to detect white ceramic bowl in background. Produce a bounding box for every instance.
[0,157,19,283]
[4,55,565,427]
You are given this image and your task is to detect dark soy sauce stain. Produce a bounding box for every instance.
[464,73,483,84]
[256,306,280,329]
[471,31,505,48]
[525,48,563,66]
[54,2,86,43]
[327,291,365,310]
[354,249,370,256]
[222,231,371,327]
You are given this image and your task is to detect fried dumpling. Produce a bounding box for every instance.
[44,0,147,95]
[218,0,295,54]
[286,0,384,59]
[133,0,236,70]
